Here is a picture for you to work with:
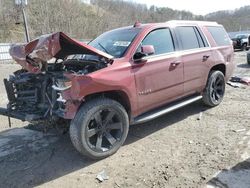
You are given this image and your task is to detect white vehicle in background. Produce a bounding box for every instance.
[232,34,250,51]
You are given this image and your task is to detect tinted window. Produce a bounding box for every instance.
[176,27,200,50]
[207,26,231,46]
[89,28,140,58]
[141,28,174,55]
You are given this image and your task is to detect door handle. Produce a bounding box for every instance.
[202,55,210,62]
[171,61,181,67]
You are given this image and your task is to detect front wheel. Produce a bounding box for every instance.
[247,52,250,64]
[202,70,225,107]
[70,98,129,159]
[242,43,248,51]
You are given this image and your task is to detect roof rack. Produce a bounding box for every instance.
[167,20,219,26]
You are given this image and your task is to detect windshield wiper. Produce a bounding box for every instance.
[98,42,110,54]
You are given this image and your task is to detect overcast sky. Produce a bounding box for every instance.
[128,0,250,15]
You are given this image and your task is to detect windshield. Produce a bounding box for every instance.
[88,27,141,58]
[236,34,248,39]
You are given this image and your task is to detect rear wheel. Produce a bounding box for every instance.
[70,98,129,159]
[202,71,225,107]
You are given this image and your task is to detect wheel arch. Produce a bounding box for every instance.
[84,90,132,119]
[210,64,226,75]
[204,63,226,87]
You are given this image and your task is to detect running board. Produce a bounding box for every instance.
[133,95,202,124]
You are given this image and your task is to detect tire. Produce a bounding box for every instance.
[242,43,247,51]
[247,52,250,64]
[202,70,225,107]
[69,98,129,159]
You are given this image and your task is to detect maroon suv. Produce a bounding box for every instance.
[0,21,234,159]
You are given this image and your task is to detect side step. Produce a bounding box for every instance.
[133,95,202,124]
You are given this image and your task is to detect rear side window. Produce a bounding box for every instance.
[176,26,200,50]
[141,28,175,55]
[206,26,231,46]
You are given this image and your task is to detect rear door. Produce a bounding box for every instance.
[132,28,184,114]
[175,26,213,95]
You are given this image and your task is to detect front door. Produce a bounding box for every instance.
[133,28,184,115]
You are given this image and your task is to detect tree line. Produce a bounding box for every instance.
[0,0,249,43]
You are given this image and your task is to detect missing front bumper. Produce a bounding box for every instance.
[0,107,43,121]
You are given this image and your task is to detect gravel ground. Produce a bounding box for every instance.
[0,52,249,188]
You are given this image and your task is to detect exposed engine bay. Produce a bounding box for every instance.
[54,58,106,74]
[3,59,106,122]
[0,32,113,124]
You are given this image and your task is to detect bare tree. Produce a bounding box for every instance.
[1,0,250,42]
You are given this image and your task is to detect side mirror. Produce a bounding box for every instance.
[141,45,155,56]
[133,45,155,62]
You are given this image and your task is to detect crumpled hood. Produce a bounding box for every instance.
[9,32,113,73]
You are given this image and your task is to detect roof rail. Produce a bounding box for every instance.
[167,20,219,26]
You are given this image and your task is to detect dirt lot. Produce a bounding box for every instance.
[0,52,249,188]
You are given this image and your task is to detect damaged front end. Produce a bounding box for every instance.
[0,32,113,123]
[2,69,67,121]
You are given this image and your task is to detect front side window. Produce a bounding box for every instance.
[176,26,200,50]
[141,28,175,55]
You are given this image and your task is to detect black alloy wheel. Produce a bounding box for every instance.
[86,108,124,152]
[210,75,225,104]
[202,70,225,107]
[70,98,129,159]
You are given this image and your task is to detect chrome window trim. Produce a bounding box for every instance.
[142,46,212,62]
[178,47,211,54]
[132,25,213,63]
